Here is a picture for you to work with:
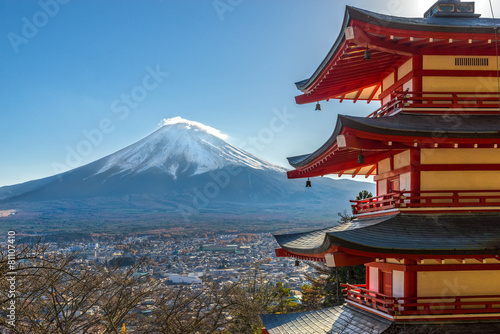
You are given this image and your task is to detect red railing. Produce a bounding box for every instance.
[368,91,500,118]
[351,190,500,215]
[341,284,397,315]
[367,93,405,118]
[350,192,402,214]
[342,283,500,317]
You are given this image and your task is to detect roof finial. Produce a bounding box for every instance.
[424,0,480,18]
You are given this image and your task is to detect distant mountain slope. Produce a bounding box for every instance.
[0,117,374,224]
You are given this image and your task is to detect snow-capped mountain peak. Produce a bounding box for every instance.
[96,117,285,179]
[0,116,375,220]
[158,116,228,139]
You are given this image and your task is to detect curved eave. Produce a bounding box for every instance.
[328,213,500,256]
[286,114,389,179]
[295,6,500,104]
[286,148,382,179]
[274,226,341,256]
[287,115,345,169]
[275,213,500,258]
[294,7,352,92]
[348,6,500,34]
[273,217,388,256]
[287,113,500,179]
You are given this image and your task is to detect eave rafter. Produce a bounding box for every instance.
[288,124,500,180]
[345,25,415,56]
[337,134,410,151]
[353,19,498,48]
[296,14,500,105]
[297,80,381,104]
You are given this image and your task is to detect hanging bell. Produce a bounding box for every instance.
[364,47,372,61]
[295,260,300,267]
[306,178,312,187]
[357,150,365,164]
[315,102,321,111]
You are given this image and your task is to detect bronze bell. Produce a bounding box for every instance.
[357,150,365,164]
[315,102,321,111]
[295,260,300,267]
[364,47,372,60]
[306,178,312,187]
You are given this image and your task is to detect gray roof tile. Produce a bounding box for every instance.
[275,213,500,256]
[260,304,392,334]
[288,114,500,168]
[296,6,500,92]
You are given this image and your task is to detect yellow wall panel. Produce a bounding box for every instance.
[393,270,404,298]
[394,150,410,169]
[421,171,500,191]
[423,55,500,71]
[378,158,391,174]
[402,79,413,92]
[418,271,500,297]
[421,149,500,164]
[369,266,379,292]
[398,59,413,79]
[383,73,395,92]
[423,76,498,93]
[400,172,411,191]
[378,180,387,196]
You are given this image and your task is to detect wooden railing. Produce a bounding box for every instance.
[368,93,405,118]
[368,91,500,118]
[351,190,500,215]
[350,192,402,214]
[341,284,397,315]
[342,283,500,317]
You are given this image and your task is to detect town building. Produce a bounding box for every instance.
[261,1,500,333]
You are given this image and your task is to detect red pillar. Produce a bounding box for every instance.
[365,263,370,289]
[410,149,421,203]
[404,271,417,298]
[412,55,423,93]
[404,260,418,310]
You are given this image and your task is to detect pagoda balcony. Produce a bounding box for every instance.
[342,283,500,320]
[351,190,500,216]
[368,91,500,118]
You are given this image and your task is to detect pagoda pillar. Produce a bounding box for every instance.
[412,55,423,94]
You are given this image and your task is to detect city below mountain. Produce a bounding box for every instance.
[0,117,374,234]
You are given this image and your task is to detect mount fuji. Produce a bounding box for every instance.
[0,117,374,229]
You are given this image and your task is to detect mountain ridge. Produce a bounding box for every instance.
[0,117,374,226]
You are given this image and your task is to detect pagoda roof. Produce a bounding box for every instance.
[261,302,500,333]
[274,213,500,257]
[388,322,500,333]
[287,113,500,178]
[273,217,385,255]
[260,303,392,334]
[346,7,497,34]
[295,6,500,105]
[333,113,500,139]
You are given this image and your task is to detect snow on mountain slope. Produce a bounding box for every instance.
[96,117,285,179]
[0,116,375,221]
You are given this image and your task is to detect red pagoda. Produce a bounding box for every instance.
[261,1,500,333]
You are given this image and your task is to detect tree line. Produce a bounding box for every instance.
[0,241,367,333]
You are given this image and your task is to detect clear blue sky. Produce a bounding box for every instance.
[1,0,499,186]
